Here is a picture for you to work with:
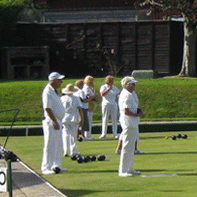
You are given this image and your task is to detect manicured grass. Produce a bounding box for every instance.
[0,77,197,124]
[3,130,197,197]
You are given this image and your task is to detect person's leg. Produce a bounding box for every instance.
[62,123,71,156]
[134,126,144,154]
[87,111,94,139]
[70,123,80,156]
[41,119,54,173]
[116,133,123,154]
[82,109,89,140]
[118,126,136,176]
[52,120,63,168]
[100,104,110,138]
[111,103,118,138]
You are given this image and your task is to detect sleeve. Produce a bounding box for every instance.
[43,92,52,109]
[100,85,106,94]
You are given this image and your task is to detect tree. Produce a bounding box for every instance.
[0,0,27,47]
[136,0,197,77]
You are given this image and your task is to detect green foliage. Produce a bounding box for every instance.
[0,0,26,47]
[0,77,197,124]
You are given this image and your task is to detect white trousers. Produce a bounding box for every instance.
[62,122,79,156]
[119,125,139,142]
[41,119,63,173]
[101,103,118,136]
[118,125,136,174]
[85,111,93,138]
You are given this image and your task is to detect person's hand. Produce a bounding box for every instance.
[108,83,112,89]
[52,121,60,130]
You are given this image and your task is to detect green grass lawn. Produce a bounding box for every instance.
[1,77,197,124]
[2,130,197,197]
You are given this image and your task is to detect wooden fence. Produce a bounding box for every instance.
[14,20,183,77]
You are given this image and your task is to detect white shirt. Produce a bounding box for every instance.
[61,94,82,123]
[82,84,94,109]
[74,88,86,109]
[132,91,140,123]
[42,83,65,121]
[100,84,120,105]
[118,88,138,128]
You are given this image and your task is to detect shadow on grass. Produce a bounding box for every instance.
[59,189,102,197]
[144,151,197,155]
[140,136,166,140]
[69,169,118,174]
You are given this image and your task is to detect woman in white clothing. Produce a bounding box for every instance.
[118,76,143,177]
[61,84,84,156]
[74,80,91,140]
[99,75,120,139]
[83,75,98,140]
[116,90,144,154]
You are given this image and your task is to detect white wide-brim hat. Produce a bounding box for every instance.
[61,84,75,95]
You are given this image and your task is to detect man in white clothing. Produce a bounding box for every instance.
[41,72,67,175]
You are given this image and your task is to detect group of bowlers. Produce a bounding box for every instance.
[41,71,143,177]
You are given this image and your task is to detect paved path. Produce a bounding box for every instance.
[0,160,67,197]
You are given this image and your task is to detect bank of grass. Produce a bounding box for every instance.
[3,131,197,197]
[0,76,197,125]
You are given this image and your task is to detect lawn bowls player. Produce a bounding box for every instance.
[41,72,67,175]
[99,75,120,139]
[61,84,84,157]
[118,76,143,177]
[83,75,98,140]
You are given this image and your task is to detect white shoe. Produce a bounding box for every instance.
[134,150,144,154]
[114,135,119,139]
[99,135,106,139]
[131,170,141,175]
[119,172,133,177]
[42,170,55,175]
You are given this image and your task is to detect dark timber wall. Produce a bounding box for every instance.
[15,20,183,78]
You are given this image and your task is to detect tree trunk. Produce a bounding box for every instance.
[179,20,196,77]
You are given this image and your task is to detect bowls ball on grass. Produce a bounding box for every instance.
[97,154,106,161]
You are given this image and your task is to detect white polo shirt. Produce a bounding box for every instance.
[74,88,86,109]
[61,94,82,123]
[42,83,65,121]
[100,84,120,105]
[82,84,94,109]
[118,88,138,128]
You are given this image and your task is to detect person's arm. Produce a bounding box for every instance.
[45,108,60,130]
[124,108,143,117]
[100,84,112,97]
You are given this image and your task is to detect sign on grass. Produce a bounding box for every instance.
[0,168,7,192]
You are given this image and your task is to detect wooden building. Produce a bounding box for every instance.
[15,20,183,77]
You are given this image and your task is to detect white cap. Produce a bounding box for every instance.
[126,79,138,85]
[48,72,65,81]
[121,76,137,87]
